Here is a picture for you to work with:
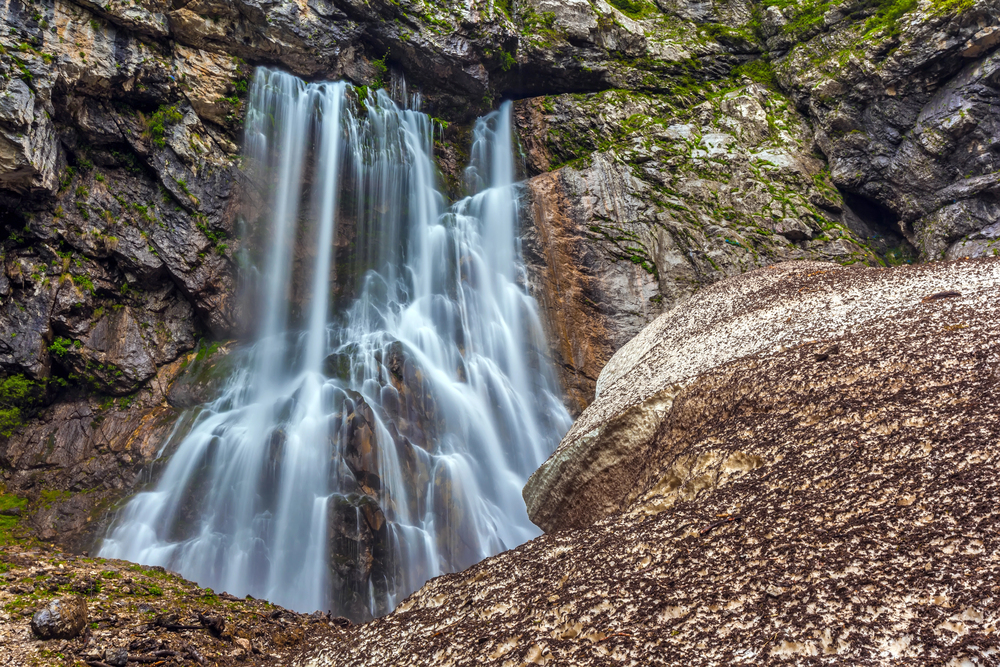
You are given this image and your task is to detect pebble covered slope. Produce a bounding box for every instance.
[525,258,1000,532]
[298,257,1000,666]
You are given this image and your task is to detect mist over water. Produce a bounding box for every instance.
[100,69,572,617]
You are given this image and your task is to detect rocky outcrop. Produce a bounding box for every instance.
[297,256,1000,666]
[516,84,891,411]
[509,0,1000,412]
[774,0,1000,262]
[1,543,347,666]
[0,344,231,552]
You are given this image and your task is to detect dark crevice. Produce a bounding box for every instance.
[841,190,917,263]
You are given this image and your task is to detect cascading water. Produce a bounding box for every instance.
[99,69,572,618]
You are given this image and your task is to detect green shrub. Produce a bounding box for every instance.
[607,0,650,18]
[143,105,184,148]
[0,375,46,437]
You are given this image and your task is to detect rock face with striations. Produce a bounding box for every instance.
[0,0,998,557]
[296,257,1000,666]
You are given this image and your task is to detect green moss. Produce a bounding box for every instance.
[48,337,72,358]
[732,58,778,90]
[518,8,563,47]
[72,274,96,294]
[607,0,653,19]
[929,0,974,13]
[861,0,918,38]
[58,166,75,192]
[196,217,228,255]
[39,489,71,507]
[0,376,46,438]
[143,105,184,148]
[0,494,27,545]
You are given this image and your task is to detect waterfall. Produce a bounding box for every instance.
[99,69,573,618]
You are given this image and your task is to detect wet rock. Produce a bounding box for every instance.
[166,343,235,409]
[105,647,128,667]
[322,346,357,382]
[198,612,225,637]
[30,596,88,639]
[327,492,390,622]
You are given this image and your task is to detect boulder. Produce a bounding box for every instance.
[30,597,88,640]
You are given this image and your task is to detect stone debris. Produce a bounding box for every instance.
[0,546,342,667]
[526,258,1000,533]
[295,256,1000,666]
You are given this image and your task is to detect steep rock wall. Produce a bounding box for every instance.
[0,0,998,550]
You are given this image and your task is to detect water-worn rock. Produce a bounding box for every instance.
[30,596,87,639]
[297,256,1000,666]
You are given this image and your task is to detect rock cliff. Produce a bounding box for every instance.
[0,0,997,590]
[297,256,1000,666]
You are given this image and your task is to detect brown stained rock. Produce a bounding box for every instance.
[520,164,656,416]
[173,45,242,128]
[513,81,902,416]
[296,257,1000,666]
[30,596,88,639]
[525,257,1000,534]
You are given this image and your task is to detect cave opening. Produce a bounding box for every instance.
[841,190,917,263]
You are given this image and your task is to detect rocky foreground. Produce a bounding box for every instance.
[0,508,350,667]
[0,539,346,666]
[292,258,1000,666]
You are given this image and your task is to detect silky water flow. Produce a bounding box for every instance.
[100,69,573,619]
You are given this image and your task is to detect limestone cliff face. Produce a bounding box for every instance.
[507,0,1000,412]
[297,257,1000,666]
[0,0,998,549]
[515,85,887,411]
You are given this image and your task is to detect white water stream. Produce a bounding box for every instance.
[100,69,572,617]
